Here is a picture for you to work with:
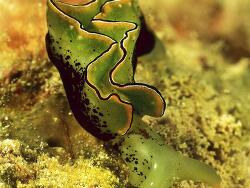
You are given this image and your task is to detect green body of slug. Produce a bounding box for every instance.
[46,0,164,140]
[46,0,221,187]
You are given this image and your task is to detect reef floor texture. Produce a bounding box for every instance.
[0,0,250,187]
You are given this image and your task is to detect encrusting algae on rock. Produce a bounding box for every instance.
[0,0,250,187]
[0,139,122,187]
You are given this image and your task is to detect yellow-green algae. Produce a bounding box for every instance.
[0,0,249,187]
[0,139,122,187]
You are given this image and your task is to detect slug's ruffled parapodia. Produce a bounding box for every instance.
[46,0,165,141]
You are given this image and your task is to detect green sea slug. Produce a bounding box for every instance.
[45,0,221,187]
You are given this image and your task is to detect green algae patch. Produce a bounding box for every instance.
[0,139,124,188]
[0,139,36,187]
[20,154,120,188]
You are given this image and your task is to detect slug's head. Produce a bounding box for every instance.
[46,0,165,141]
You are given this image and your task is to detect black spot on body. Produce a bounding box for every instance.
[83,99,90,105]
[125,157,130,162]
[65,55,71,60]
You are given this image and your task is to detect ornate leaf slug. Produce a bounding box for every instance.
[46,0,221,187]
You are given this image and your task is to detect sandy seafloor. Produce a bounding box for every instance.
[0,0,250,187]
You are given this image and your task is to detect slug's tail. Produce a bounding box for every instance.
[120,118,221,188]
